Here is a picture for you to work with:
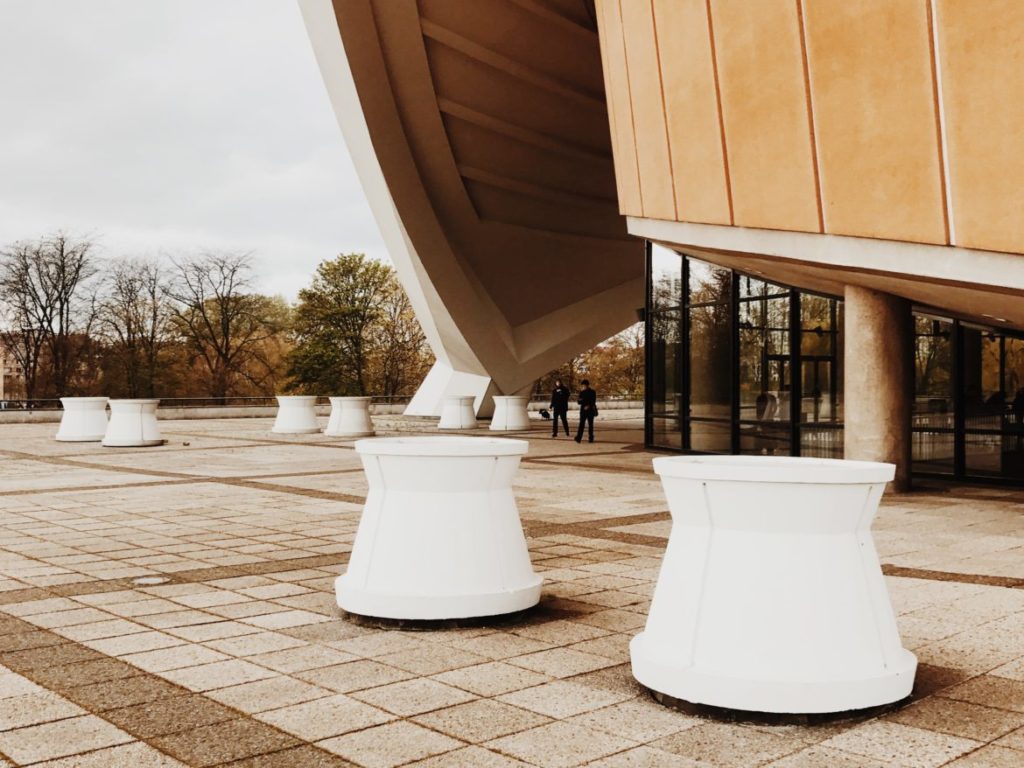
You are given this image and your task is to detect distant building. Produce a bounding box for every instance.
[301,1,1024,486]
[0,341,24,401]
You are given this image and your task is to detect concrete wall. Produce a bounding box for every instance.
[0,403,408,425]
[0,400,636,425]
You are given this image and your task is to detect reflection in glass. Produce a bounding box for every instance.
[690,420,731,453]
[650,417,682,450]
[737,292,791,455]
[913,430,955,475]
[801,425,844,459]
[651,245,683,314]
[689,304,731,421]
[962,327,1024,480]
[689,260,731,305]
[914,316,954,426]
[649,310,681,417]
[800,295,842,424]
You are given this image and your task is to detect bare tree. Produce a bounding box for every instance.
[166,252,284,400]
[370,280,433,397]
[97,258,170,398]
[0,233,98,399]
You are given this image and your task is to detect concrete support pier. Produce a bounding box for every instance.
[844,286,914,491]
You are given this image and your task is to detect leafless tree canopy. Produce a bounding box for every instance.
[96,258,170,398]
[166,252,286,400]
[0,233,98,399]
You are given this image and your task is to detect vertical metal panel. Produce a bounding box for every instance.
[620,0,677,219]
[594,0,644,215]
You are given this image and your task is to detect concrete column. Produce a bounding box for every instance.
[844,286,914,491]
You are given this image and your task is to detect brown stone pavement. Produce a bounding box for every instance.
[0,414,1023,766]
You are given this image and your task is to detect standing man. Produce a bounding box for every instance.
[574,379,598,443]
[550,379,570,437]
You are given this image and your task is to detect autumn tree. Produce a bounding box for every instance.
[286,253,391,395]
[167,252,287,400]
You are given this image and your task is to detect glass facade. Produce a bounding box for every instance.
[645,245,843,458]
[645,243,1023,484]
[913,316,1024,481]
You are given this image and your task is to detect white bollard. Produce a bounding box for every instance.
[489,395,531,431]
[438,395,476,429]
[102,399,163,447]
[337,436,542,620]
[325,396,375,437]
[55,397,109,442]
[272,395,320,434]
[631,456,916,714]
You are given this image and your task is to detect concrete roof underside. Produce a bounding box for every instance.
[303,0,644,400]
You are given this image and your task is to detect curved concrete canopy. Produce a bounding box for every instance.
[300,0,644,413]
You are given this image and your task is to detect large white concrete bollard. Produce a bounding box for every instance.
[102,399,163,447]
[631,456,916,715]
[272,395,320,434]
[55,397,109,442]
[438,395,476,429]
[325,396,375,437]
[489,395,531,431]
[337,436,542,620]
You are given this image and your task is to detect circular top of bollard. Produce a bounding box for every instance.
[59,397,109,404]
[327,396,372,402]
[108,398,161,405]
[275,395,318,403]
[355,435,528,457]
[652,455,895,484]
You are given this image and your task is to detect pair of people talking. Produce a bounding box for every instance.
[549,379,597,443]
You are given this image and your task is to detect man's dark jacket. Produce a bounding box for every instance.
[550,385,570,412]
[578,387,598,415]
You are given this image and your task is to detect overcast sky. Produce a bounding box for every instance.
[0,0,387,300]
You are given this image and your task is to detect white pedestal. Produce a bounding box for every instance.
[631,456,916,714]
[438,396,476,430]
[55,397,109,442]
[337,436,543,620]
[489,396,531,431]
[102,399,163,447]
[272,395,320,434]
[325,396,375,437]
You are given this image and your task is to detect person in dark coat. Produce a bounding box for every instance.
[574,379,598,443]
[550,379,570,437]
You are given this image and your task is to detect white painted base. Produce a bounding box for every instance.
[102,400,163,447]
[405,361,493,417]
[55,397,109,442]
[632,456,917,714]
[438,396,477,430]
[272,395,320,434]
[489,396,531,431]
[325,396,375,437]
[337,436,542,620]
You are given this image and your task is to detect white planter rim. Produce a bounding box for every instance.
[652,455,894,484]
[276,395,318,402]
[60,397,108,405]
[328,395,372,402]
[355,436,528,457]
[109,399,160,405]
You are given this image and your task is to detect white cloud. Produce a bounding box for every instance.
[0,0,387,299]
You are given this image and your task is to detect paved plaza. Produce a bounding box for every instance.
[0,415,1023,767]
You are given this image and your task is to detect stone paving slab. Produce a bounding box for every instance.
[0,416,1023,766]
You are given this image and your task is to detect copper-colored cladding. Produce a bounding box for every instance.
[598,0,1024,258]
[333,0,642,331]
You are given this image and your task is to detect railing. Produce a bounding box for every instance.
[0,395,414,411]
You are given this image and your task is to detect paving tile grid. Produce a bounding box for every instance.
[0,415,1022,766]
